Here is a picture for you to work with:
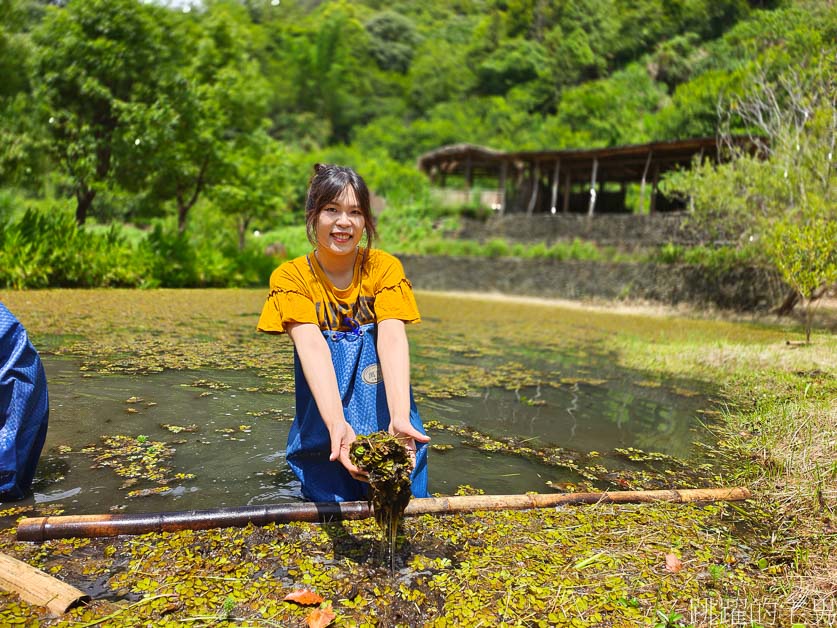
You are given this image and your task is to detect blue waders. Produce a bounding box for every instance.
[0,303,49,500]
[286,322,428,502]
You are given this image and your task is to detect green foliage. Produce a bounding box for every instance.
[406,39,476,114]
[0,206,143,288]
[475,38,547,97]
[663,48,836,334]
[2,0,834,288]
[31,0,172,223]
[766,218,837,303]
[652,242,761,272]
[209,130,294,250]
[140,224,200,289]
[649,32,704,90]
[365,11,420,73]
[766,217,837,342]
[549,63,667,146]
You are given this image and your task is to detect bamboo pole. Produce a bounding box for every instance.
[550,159,561,213]
[639,150,653,213]
[17,488,750,542]
[587,158,599,216]
[0,552,90,615]
[526,161,539,215]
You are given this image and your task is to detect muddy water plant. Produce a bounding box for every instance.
[350,431,413,571]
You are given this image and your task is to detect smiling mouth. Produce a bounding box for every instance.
[331,233,352,243]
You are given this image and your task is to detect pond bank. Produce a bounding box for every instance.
[402,254,787,311]
[0,289,834,626]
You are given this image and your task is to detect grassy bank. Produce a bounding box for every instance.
[0,289,834,626]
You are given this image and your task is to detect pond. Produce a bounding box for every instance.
[23,291,717,516]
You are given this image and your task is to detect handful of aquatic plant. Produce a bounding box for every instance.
[350,431,413,569]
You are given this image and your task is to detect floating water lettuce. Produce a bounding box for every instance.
[350,431,413,571]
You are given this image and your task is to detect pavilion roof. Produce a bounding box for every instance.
[417,137,736,183]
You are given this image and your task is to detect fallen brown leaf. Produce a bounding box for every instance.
[284,589,324,606]
[307,604,336,628]
[664,552,683,573]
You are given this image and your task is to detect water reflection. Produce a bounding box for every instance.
[25,345,713,516]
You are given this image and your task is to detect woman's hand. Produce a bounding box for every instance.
[328,420,368,482]
[389,417,430,465]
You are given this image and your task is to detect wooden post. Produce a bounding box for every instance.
[650,164,660,213]
[587,158,599,216]
[464,155,473,203]
[550,159,561,214]
[562,171,571,213]
[526,161,539,215]
[639,151,653,213]
[499,161,508,215]
[0,553,89,615]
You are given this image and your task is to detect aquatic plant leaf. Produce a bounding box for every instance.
[350,431,414,570]
[284,590,324,606]
[306,604,336,628]
[665,553,683,573]
[350,432,413,532]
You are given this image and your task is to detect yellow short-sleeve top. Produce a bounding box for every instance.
[256,248,421,334]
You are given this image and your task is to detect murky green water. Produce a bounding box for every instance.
[29,316,714,515]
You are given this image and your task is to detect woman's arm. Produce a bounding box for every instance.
[286,322,367,481]
[377,319,430,455]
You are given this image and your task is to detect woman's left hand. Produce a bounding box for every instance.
[389,418,430,464]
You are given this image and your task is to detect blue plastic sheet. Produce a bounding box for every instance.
[0,303,49,500]
[286,323,428,502]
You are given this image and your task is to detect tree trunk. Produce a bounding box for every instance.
[238,216,250,252]
[75,188,96,225]
[177,201,189,235]
[176,157,210,234]
[774,288,801,316]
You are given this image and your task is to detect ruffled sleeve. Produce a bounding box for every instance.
[256,263,318,334]
[373,254,421,324]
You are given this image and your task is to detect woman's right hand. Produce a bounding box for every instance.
[328,421,368,482]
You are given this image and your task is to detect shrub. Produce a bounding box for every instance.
[0,206,145,288]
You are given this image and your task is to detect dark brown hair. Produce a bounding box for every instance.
[305,163,377,248]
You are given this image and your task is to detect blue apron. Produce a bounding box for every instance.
[0,303,49,500]
[286,322,428,502]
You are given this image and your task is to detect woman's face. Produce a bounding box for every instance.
[315,185,365,257]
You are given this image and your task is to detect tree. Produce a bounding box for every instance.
[30,0,171,224]
[406,38,476,115]
[277,4,376,144]
[365,11,420,74]
[662,57,836,340]
[0,1,42,187]
[765,218,837,343]
[209,132,293,251]
[551,63,667,147]
[126,1,272,233]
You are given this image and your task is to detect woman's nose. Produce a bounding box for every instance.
[336,211,352,226]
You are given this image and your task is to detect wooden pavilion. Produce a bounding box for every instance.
[417,137,726,215]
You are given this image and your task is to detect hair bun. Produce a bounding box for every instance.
[313,163,327,175]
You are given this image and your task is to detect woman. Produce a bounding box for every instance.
[257,164,430,502]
